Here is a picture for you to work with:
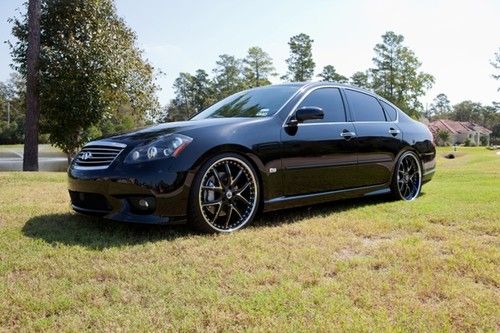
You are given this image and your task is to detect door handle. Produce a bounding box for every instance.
[389,128,400,136]
[340,130,356,138]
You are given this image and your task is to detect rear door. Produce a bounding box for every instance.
[343,89,402,187]
[281,87,358,196]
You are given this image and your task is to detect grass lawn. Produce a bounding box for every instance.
[0,147,498,331]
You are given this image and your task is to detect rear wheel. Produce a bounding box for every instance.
[189,153,260,233]
[391,151,422,201]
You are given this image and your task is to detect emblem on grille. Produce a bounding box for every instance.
[80,152,93,160]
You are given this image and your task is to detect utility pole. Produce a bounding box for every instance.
[7,101,10,126]
[23,0,41,171]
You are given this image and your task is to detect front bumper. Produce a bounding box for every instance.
[68,161,191,225]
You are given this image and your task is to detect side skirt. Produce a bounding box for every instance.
[262,184,391,212]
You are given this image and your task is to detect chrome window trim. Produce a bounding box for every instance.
[281,85,348,128]
[281,84,401,128]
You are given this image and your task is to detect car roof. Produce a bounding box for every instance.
[266,81,374,94]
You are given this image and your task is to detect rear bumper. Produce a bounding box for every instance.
[68,164,190,224]
[422,167,435,184]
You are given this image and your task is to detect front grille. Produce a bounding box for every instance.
[69,190,111,212]
[74,141,126,170]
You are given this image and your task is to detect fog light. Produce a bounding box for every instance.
[139,199,149,208]
[128,196,156,214]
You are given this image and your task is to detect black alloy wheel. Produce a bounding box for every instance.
[189,153,259,232]
[392,151,422,201]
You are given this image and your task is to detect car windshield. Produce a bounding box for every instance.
[191,85,300,120]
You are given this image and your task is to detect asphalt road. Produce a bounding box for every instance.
[0,145,68,171]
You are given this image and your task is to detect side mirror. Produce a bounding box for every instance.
[289,106,324,125]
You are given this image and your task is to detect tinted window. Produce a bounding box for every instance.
[192,85,299,119]
[297,88,346,122]
[345,89,386,122]
[381,100,398,121]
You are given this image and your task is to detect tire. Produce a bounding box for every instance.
[391,151,423,201]
[188,153,260,233]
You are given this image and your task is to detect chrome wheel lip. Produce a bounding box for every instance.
[397,152,422,201]
[198,157,258,232]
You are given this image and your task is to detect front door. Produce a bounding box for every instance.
[281,87,358,196]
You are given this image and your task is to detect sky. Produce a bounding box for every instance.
[0,0,499,107]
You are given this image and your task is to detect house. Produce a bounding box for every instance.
[428,119,492,146]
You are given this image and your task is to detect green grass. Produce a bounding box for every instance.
[0,147,499,331]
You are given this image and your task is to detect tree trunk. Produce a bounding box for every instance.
[23,0,41,171]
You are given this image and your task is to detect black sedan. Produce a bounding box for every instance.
[68,82,436,232]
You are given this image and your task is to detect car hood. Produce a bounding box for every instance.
[100,117,265,145]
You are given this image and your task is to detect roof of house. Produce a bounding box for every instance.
[428,119,492,135]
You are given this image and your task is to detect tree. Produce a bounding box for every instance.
[0,74,27,144]
[429,93,451,119]
[23,0,41,171]
[167,69,214,122]
[492,124,500,140]
[436,129,450,146]
[191,69,214,113]
[212,54,246,100]
[171,69,213,120]
[10,0,159,157]
[370,31,434,118]
[492,48,500,91]
[173,72,195,119]
[449,101,499,129]
[282,33,315,82]
[317,65,348,83]
[243,46,276,87]
[450,101,483,123]
[350,71,370,89]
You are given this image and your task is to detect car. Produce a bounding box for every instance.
[68,82,436,233]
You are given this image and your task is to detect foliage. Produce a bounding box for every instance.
[350,71,370,89]
[428,93,451,120]
[479,135,488,146]
[464,138,474,147]
[492,124,500,138]
[491,48,500,91]
[212,54,247,101]
[370,31,434,118]
[9,0,160,155]
[450,101,499,129]
[243,46,276,88]
[282,33,315,82]
[435,129,450,146]
[317,65,348,83]
[0,74,26,144]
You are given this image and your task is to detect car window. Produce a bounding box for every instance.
[191,85,300,119]
[380,100,398,121]
[297,88,346,122]
[345,89,386,122]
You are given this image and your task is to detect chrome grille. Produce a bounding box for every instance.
[74,141,126,170]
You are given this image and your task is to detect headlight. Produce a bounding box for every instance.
[124,134,193,164]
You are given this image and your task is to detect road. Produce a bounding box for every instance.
[0,145,68,171]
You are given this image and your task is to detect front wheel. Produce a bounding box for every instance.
[391,151,422,201]
[189,153,260,233]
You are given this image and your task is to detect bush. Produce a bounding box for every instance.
[464,138,475,147]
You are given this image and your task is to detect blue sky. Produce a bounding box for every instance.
[1,0,499,106]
